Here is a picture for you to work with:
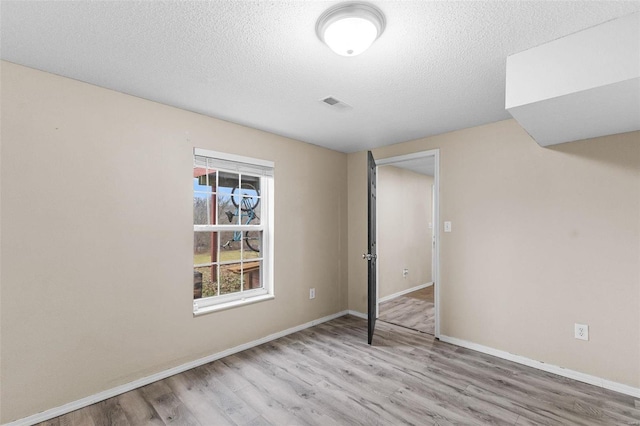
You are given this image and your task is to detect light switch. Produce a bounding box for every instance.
[444,221,452,232]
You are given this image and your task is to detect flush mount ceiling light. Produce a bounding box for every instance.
[316,2,386,57]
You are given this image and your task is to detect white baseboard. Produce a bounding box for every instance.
[378,282,433,303]
[347,310,367,319]
[439,335,640,399]
[2,310,351,426]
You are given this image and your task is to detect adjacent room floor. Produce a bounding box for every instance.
[378,285,435,334]
[35,315,639,426]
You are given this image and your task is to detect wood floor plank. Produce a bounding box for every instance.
[231,351,360,425]
[279,322,549,425]
[277,334,403,397]
[322,321,509,397]
[204,361,253,393]
[36,419,60,426]
[262,338,419,425]
[84,398,130,426]
[273,335,435,425]
[514,365,640,416]
[33,315,639,426]
[164,369,236,426]
[116,389,165,426]
[379,287,435,334]
[241,415,272,426]
[193,367,261,425]
[222,354,340,426]
[209,357,303,425]
[57,407,97,426]
[231,379,302,425]
[308,328,519,424]
[506,370,640,425]
[139,381,201,425]
[260,341,412,425]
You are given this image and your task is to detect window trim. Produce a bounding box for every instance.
[192,148,275,316]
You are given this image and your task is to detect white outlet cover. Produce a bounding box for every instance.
[575,323,589,341]
[444,221,452,232]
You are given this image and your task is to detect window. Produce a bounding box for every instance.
[192,148,274,315]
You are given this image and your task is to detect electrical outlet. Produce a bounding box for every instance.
[444,221,452,232]
[309,288,315,299]
[575,323,589,341]
[402,268,409,278]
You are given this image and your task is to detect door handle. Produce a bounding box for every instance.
[362,253,377,261]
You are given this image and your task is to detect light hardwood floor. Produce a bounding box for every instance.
[379,286,435,334]
[36,315,639,425]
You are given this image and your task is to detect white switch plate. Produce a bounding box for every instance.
[575,323,588,341]
[444,221,452,232]
[309,288,316,299]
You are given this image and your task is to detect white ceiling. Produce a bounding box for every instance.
[2,1,639,153]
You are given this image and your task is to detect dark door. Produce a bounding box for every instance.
[366,151,377,344]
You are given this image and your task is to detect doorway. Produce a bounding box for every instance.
[374,150,440,337]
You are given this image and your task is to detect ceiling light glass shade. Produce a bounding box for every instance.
[316,3,386,57]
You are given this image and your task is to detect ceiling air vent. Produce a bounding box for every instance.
[323,96,340,105]
[320,96,353,110]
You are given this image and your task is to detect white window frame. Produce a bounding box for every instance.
[193,148,275,316]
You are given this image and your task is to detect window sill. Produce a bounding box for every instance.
[193,294,274,317]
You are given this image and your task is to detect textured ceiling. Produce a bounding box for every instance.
[2,1,639,153]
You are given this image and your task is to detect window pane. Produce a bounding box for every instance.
[232,178,260,213]
[240,196,261,226]
[219,172,239,192]
[241,175,261,195]
[220,231,242,262]
[218,171,239,224]
[220,264,242,295]
[193,171,213,191]
[194,192,214,225]
[194,232,217,265]
[195,266,218,299]
[193,170,216,191]
[228,204,259,227]
[243,231,261,259]
[218,192,237,225]
[243,261,262,291]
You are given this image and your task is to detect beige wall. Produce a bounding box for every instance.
[348,120,640,388]
[0,62,348,423]
[378,165,433,299]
